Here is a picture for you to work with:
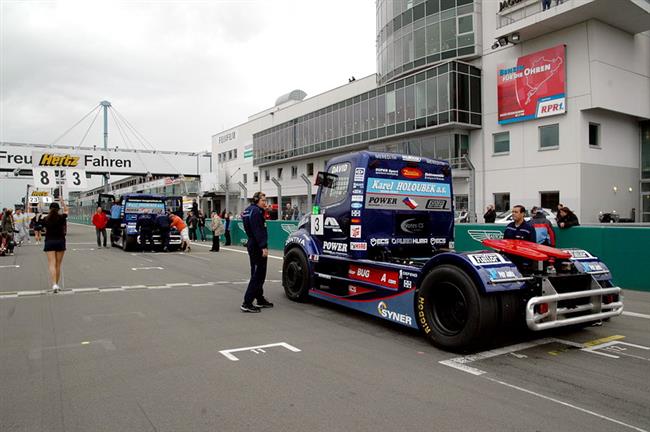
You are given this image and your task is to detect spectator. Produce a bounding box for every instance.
[156,211,171,252]
[1,209,15,255]
[197,211,207,241]
[136,209,156,251]
[191,200,199,218]
[556,203,564,214]
[109,200,122,247]
[241,192,273,312]
[186,211,198,241]
[13,208,29,246]
[43,200,68,293]
[223,211,232,246]
[483,205,497,223]
[32,210,45,245]
[557,207,579,229]
[170,213,190,252]
[292,205,300,220]
[282,203,293,220]
[91,206,109,248]
[542,0,551,10]
[210,211,225,252]
[503,205,536,242]
[531,208,556,246]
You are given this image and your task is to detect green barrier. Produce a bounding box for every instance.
[229,220,300,250]
[454,224,650,292]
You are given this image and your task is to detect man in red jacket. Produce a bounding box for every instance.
[91,206,109,248]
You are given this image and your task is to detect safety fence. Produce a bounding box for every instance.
[69,217,650,292]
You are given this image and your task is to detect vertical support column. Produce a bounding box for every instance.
[100,100,111,191]
[238,182,247,215]
[300,173,312,216]
[271,177,282,218]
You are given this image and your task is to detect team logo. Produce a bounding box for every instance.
[377,301,412,325]
[350,241,367,251]
[281,224,298,235]
[350,225,362,238]
[324,217,342,233]
[38,154,80,167]
[351,203,363,209]
[468,230,503,242]
[351,210,361,217]
[400,167,423,179]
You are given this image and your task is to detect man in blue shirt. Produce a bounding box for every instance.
[504,205,536,242]
[240,191,274,313]
[109,200,122,247]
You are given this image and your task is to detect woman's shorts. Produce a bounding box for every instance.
[180,227,190,242]
[43,239,66,252]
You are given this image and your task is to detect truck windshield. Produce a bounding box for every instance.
[320,162,351,207]
[124,200,165,214]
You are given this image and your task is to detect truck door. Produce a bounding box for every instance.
[318,161,351,245]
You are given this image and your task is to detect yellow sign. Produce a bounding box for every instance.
[31,191,49,196]
[38,153,80,167]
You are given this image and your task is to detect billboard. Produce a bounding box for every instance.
[497,45,566,124]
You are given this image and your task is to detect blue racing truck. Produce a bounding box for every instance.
[282,151,623,351]
[98,193,183,252]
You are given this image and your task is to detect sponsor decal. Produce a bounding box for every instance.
[498,45,566,124]
[218,130,237,144]
[351,209,361,217]
[353,183,364,189]
[468,230,504,242]
[366,177,451,197]
[330,163,350,174]
[374,167,399,177]
[417,296,431,334]
[391,238,429,245]
[308,254,319,262]
[351,202,363,209]
[488,269,516,280]
[350,225,362,238]
[281,224,298,235]
[349,265,398,289]
[351,195,364,202]
[354,167,365,181]
[367,195,399,207]
[467,253,510,266]
[399,269,419,279]
[378,301,413,325]
[402,155,421,163]
[424,172,445,180]
[397,215,429,234]
[587,263,604,272]
[324,217,342,233]
[350,241,367,251]
[374,153,399,160]
[565,249,594,260]
[323,241,348,253]
[351,218,361,224]
[348,285,374,296]
[499,0,523,12]
[402,197,418,209]
[400,167,423,179]
[37,153,80,167]
[425,199,449,210]
[31,191,49,196]
[286,236,305,246]
[430,238,447,245]
[369,238,390,247]
[352,189,363,194]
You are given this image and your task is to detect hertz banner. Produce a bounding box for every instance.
[497,45,566,124]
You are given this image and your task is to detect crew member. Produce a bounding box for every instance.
[136,209,155,251]
[109,200,122,246]
[240,192,274,313]
[156,211,171,252]
[504,205,536,242]
[169,212,190,252]
[91,206,109,248]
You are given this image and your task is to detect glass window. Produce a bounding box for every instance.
[415,81,427,118]
[454,134,469,158]
[320,162,351,208]
[386,91,396,124]
[396,87,405,123]
[291,166,298,178]
[426,77,438,115]
[539,124,559,149]
[307,163,314,176]
[394,36,403,69]
[405,85,415,120]
[264,169,270,181]
[457,73,469,112]
[346,104,353,136]
[438,73,449,112]
[589,123,600,147]
[458,14,472,34]
[414,26,426,59]
[642,122,650,179]
[369,97,377,130]
[440,18,456,51]
[254,172,259,183]
[403,31,413,64]
[494,193,510,213]
[540,191,560,211]
[493,132,510,154]
[470,76,481,114]
[361,99,369,132]
[277,168,283,179]
[243,173,248,184]
[435,134,451,160]
[354,102,361,134]
[425,22,440,55]
[377,94,387,127]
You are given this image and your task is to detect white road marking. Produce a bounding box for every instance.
[29,339,116,360]
[121,285,147,289]
[72,248,96,251]
[484,376,648,432]
[131,266,164,271]
[17,290,46,296]
[71,288,100,293]
[581,341,650,360]
[219,342,301,362]
[0,265,20,269]
[130,253,154,263]
[166,282,190,287]
[83,311,145,322]
[623,311,650,320]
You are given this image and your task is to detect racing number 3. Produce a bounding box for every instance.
[311,214,324,235]
[71,171,81,186]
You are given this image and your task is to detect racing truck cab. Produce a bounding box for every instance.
[282,151,623,351]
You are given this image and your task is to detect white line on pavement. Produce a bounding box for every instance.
[623,311,650,319]
[131,266,164,271]
[219,342,301,362]
[0,265,20,268]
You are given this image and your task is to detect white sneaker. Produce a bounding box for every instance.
[52,284,60,293]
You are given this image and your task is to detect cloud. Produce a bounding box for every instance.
[1,0,376,152]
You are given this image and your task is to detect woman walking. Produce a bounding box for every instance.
[210,211,225,252]
[32,211,45,244]
[43,199,68,293]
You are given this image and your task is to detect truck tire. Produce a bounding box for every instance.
[417,265,498,351]
[283,248,311,302]
[123,234,137,252]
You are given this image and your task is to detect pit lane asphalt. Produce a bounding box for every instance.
[1,224,649,432]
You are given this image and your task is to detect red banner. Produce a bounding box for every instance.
[349,265,399,290]
[497,45,566,124]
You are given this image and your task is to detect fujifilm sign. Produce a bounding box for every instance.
[0,143,211,176]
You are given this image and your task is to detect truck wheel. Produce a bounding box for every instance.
[417,265,498,351]
[283,248,311,302]
[123,234,137,252]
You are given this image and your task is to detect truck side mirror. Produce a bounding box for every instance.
[315,171,337,188]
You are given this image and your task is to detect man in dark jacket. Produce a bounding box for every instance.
[156,211,171,251]
[483,205,497,223]
[530,208,556,246]
[504,205,536,242]
[240,192,274,313]
[136,210,156,251]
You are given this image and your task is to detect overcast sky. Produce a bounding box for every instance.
[0,0,376,153]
